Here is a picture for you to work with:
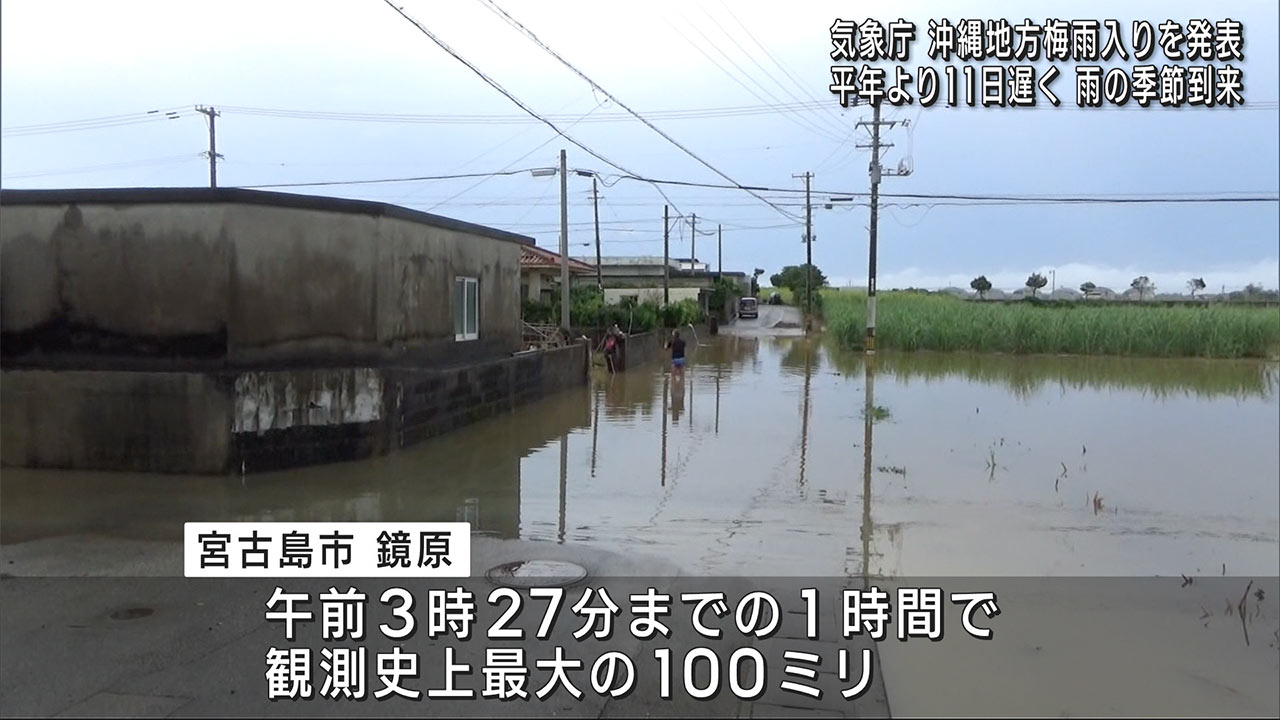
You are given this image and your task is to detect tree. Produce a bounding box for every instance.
[1079,281,1097,298]
[969,275,992,299]
[1131,276,1154,300]
[751,268,764,296]
[769,264,828,293]
[1025,272,1048,297]
[708,276,741,318]
[1187,277,1206,297]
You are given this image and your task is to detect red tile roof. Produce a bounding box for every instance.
[521,245,594,273]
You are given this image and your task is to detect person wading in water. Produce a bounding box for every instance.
[603,324,622,373]
[665,329,686,379]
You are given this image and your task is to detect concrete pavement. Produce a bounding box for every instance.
[723,305,805,337]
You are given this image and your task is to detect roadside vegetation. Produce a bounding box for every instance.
[823,290,1280,359]
[769,264,825,316]
[522,286,705,333]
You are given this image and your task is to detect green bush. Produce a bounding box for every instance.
[532,284,714,334]
[659,298,705,328]
[793,285,825,317]
[707,277,742,319]
[521,298,554,324]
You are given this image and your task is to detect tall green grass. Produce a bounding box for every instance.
[824,292,1280,359]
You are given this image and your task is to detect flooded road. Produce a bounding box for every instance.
[4,334,1277,579]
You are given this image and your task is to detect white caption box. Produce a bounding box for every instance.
[184,522,471,578]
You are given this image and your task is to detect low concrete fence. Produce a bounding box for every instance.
[580,324,711,373]
[1,341,589,475]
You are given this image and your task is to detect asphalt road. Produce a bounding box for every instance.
[724,303,805,336]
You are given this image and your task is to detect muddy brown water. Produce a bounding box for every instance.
[2,335,1277,578]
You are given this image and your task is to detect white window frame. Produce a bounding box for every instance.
[454,276,479,342]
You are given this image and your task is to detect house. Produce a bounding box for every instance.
[1,187,593,475]
[571,255,749,312]
[1,187,536,366]
[520,244,595,304]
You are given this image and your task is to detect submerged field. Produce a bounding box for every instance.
[822,291,1280,359]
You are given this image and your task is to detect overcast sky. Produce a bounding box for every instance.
[3,0,1277,293]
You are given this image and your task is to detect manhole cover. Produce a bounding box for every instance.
[110,607,154,621]
[485,560,587,588]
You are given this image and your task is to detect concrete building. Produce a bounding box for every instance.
[520,244,594,304]
[1,187,531,368]
[1,187,592,474]
[572,255,748,310]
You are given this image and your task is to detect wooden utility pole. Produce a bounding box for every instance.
[663,205,670,305]
[196,106,222,188]
[717,224,722,280]
[592,176,602,290]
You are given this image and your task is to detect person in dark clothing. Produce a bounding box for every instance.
[665,329,686,378]
[603,324,623,373]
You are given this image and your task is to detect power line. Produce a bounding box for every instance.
[232,168,544,189]
[660,11,849,144]
[608,173,1280,203]
[216,99,859,125]
[200,98,1280,126]
[694,3,849,140]
[477,0,803,224]
[420,99,608,212]
[377,0,688,218]
[227,163,1278,205]
[1,153,202,180]
[1,107,190,137]
[714,0,855,139]
[10,97,1280,135]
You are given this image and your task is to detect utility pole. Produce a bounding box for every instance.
[794,172,814,330]
[663,205,670,305]
[855,102,905,353]
[195,106,222,188]
[592,176,602,291]
[717,224,722,280]
[690,213,697,268]
[559,149,570,333]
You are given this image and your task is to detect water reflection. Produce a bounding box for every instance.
[824,344,1279,401]
[671,375,685,424]
[861,352,875,587]
[4,335,1277,578]
[799,341,812,490]
[0,388,593,544]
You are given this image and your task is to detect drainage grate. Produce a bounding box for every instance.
[485,560,587,588]
[110,607,155,621]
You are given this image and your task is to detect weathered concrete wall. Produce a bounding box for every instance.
[0,191,526,369]
[0,342,588,475]
[1,370,232,474]
[388,341,587,453]
[618,331,666,370]
[603,287,702,305]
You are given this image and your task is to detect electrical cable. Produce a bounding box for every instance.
[476,0,804,224]
[377,0,690,219]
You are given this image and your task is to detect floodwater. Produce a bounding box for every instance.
[3,334,1278,579]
